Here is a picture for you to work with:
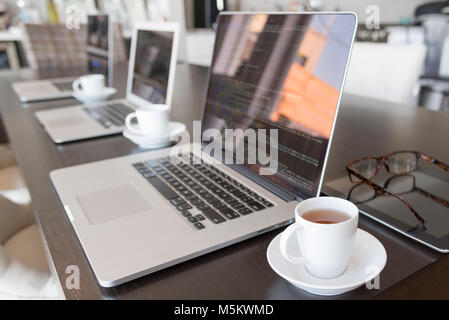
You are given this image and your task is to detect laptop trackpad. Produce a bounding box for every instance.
[47,116,86,128]
[76,184,152,225]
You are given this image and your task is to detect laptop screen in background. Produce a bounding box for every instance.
[87,15,109,50]
[202,13,356,200]
[86,15,109,75]
[131,30,174,105]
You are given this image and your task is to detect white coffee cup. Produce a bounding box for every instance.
[280,197,359,279]
[125,104,169,137]
[72,74,106,96]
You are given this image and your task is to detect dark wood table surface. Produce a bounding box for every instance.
[0,63,448,300]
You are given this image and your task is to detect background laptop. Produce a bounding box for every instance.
[50,12,357,287]
[12,14,113,103]
[34,22,179,143]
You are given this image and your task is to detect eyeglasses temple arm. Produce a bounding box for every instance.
[384,189,426,225]
[415,187,449,209]
[420,154,449,173]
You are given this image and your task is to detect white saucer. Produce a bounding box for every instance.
[123,122,186,149]
[73,87,117,104]
[267,229,387,296]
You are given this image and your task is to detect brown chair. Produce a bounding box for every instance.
[20,23,88,69]
[21,23,127,69]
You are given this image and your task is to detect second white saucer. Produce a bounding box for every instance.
[123,121,186,149]
[267,228,387,296]
[73,87,117,104]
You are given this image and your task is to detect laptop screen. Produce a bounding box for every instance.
[86,15,109,75]
[201,13,356,199]
[131,30,174,105]
[87,15,109,51]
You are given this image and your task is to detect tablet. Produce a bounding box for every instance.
[323,165,449,253]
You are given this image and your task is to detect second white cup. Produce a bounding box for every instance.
[72,74,106,96]
[125,104,169,137]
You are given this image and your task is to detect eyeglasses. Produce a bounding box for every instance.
[347,151,449,181]
[346,151,449,233]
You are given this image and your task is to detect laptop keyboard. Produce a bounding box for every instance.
[83,103,134,129]
[53,81,74,92]
[132,153,273,230]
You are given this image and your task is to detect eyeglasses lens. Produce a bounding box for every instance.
[385,175,414,194]
[351,158,378,181]
[386,152,417,175]
[348,183,376,203]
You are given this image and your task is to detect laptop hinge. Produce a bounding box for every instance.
[226,163,298,202]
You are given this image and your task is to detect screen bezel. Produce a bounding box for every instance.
[199,11,358,200]
[126,21,179,110]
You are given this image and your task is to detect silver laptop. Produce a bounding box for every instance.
[50,12,357,287]
[12,14,113,103]
[35,22,180,143]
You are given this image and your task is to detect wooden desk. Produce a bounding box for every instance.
[0,63,447,299]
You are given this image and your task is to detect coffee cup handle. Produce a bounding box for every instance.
[125,112,142,135]
[72,79,82,93]
[280,223,308,265]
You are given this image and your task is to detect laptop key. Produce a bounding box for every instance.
[191,199,204,206]
[225,197,237,204]
[202,208,226,224]
[143,171,156,178]
[217,193,230,199]
[241,196,253,203]
[145,160,160,168]
[220,208,239,219]
[132,162,145,168]
[187,216,198,223]
[181,190,192,196]
[209,197,221,204]
[180,210,192,217]
[170,197,186,206]
[195,214,205,221]
[193,222,205,230]
[176,203,192,211]
[248,201,265,211]
[263,200,273,207]
[197,204,210,211]
[239,208,253,215]
[231,202,245,210]
[213,202,226,210]
[175,185,186,191]
[186,194,198,201]
[202,193,213,200]
[233,190,245,198]
[146,176,178,200]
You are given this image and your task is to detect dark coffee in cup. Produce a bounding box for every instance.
[302,209,351,224]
